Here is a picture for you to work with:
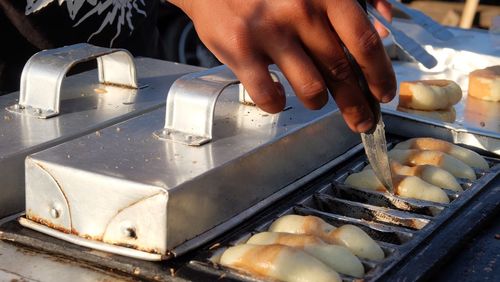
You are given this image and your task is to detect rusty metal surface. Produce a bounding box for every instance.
[22,65,363,258]
[0,56,203,219]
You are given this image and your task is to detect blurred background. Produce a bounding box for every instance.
[157,0,500,68]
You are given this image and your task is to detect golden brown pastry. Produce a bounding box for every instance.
[397,106,456,123]
[468,66,500,102]
[399,80,462,110]
[268,215,385,261]
[388,149,476,180]
[247,232,364,278]
[363,161,462,192]
[220,244,341,282]
[345,170,450,203]
[395,138,489,170]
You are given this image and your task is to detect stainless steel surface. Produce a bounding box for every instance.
[381,20,500,153]
[384,61,500,145]
[194,138,499,281]
[382,109,500,154]
[386,0,454,41]
[23,66,360,258]
[7,43,138,118]
[0,54,202,219]
[367,4,437,69]
[0,241,133,282]
[361,118,394,193]
[155,66,279,146]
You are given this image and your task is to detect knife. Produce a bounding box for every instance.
[345,0,395,194]
[366,4,438,69]
[386,0,454,41]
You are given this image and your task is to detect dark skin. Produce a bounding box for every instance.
[168,0,396,133]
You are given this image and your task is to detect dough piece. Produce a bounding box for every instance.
[363,161,462,192]
[220,244,341,282]
[345,170,450,203]
[388,149,476,180]
[268,215,384,261]
[247,232,364,278]
[397,106,456,123]
[468,66,500,102]
[395,137,489,170]
[399,80,462,110]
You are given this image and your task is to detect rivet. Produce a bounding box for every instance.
[12,104,20,110]
[50,207,60,219]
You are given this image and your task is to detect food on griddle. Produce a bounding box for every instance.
[364,160,462,192]
[220,244,341,282]
[388,149,476,180]
[247,232,364,278]
[394,137,489,170]
[398,80,462,110]
[397,106,456,123]
[468,66,500,102]
[346,170,450,203]
[268,215,384,261]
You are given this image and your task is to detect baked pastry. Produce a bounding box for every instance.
[397,106,456,123]
[399,80,462,110]
[345,170,450,203]
[363,161,462,192]
[395,137,489,170]
[247,232,364,278]
[388,149,476,180]
[468,66,500,102]
[220,244,341,282]
[268,215,384,261]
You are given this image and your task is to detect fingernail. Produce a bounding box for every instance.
[356,117,375,133]
[381,95,393,103]
[274,82,285,97]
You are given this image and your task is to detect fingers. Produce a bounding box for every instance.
[296,22,375,132]
[266,39,328,110]
[326,0,396,103]
[231,60,286,113]
[370,0,392,38]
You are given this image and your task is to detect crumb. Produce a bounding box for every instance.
[209,243,221,250]
[94,88,107,94]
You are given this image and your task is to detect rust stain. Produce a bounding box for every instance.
[26,213,71,234]
[31,160,73,228]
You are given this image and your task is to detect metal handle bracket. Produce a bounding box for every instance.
[154,65,279,146]
[6,43,138,118]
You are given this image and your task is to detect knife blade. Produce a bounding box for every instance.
[341,1,395,193]
[386,0,454,41]
[340,46,394,193]
[366,4,438,69]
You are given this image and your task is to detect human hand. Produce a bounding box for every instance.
[168,0,396,133]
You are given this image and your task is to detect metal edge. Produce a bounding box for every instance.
[18,217,164,261]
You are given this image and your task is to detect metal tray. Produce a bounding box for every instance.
[383,20,500,153]
[20,65,360,260]
[0,43,202,219]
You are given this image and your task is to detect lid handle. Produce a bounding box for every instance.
[154,65,279,146]
[6,43,138,118]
